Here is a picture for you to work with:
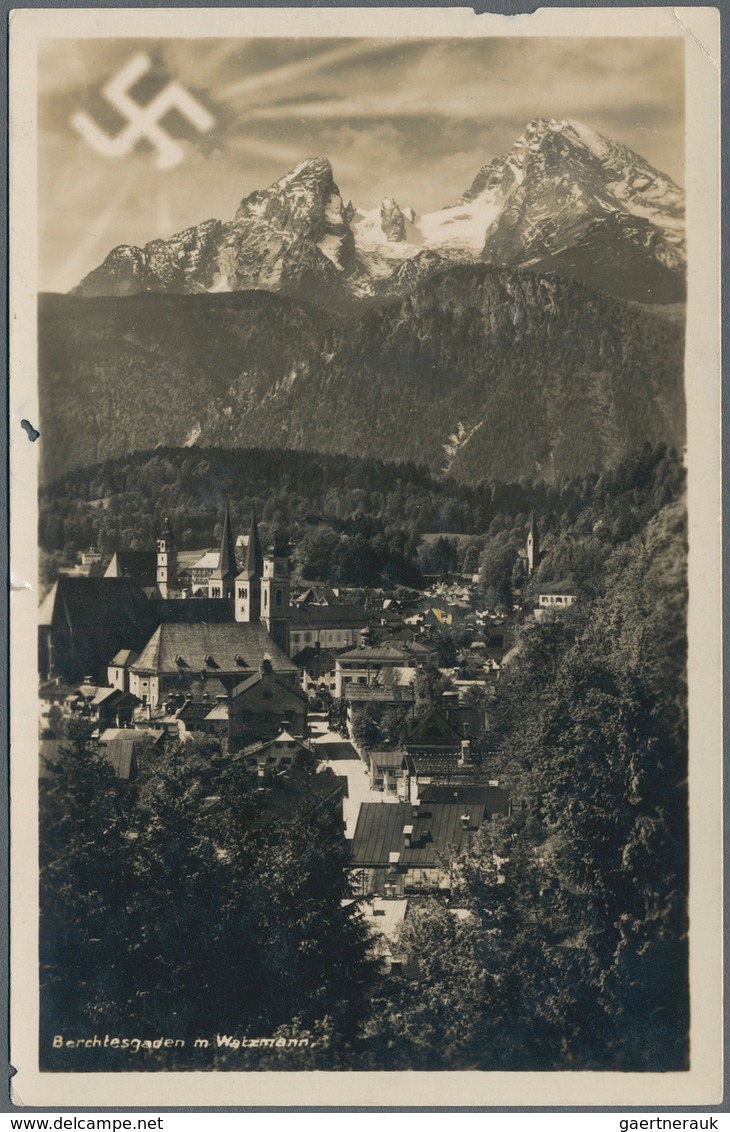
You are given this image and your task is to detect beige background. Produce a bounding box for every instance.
[9,4,723,1108]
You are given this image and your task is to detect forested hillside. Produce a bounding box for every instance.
[364,494,688,1070]
[39,265,684,484]
[40,444,684,593]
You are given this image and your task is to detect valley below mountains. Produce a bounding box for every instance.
[40,264,685,485]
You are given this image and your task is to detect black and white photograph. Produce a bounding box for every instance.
[9,5,722,1108]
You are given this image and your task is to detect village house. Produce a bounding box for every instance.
[288,603,369,658]
[253,765,348,830]
[236,728,315,774]
[334,641,434,699]
[399,751,485,801]
[534,584,578,619]
[189,550,221,595]
[391,697,488,800]
[350,799,489,897]
[174,699,230,740]
[397,695,482,755]
[88,685,141,732]
[228,659,308,752]
[39,737,146,783]
[291,585,343,607]
[367,747,406,795]
[341,669,416,742]
[417,781,510,813]
[39,676,81,735]
[207,762,349,835]
[79,548,103,567]
[95,727,165,779]
[291,645,340,697]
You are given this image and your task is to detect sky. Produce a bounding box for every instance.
[38,36,685,293]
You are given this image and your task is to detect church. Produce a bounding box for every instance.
[39,507,292,684]
[203,505,291,655]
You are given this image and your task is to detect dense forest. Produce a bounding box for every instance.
[40,444,688,1071]
[39,266,684,483]
[365,492,688,1070]
[41,740,376,1069]
[40,442,684,595]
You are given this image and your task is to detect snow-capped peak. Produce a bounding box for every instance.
[74,121,686,307]
[279,155,334,185]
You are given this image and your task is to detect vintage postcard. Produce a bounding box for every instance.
[9,5,723,1109]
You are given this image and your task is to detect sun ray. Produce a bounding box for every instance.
[49,174,137,293]
[242,99,363,121]
[156,180,175,237]
[225,135,362,182]
[225,135,306,166]
[216,39,392,103]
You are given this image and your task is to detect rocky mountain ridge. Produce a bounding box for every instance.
[74,119,686,307]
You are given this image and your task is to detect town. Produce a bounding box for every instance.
[38,442,688,1072]
[39,503,575,968]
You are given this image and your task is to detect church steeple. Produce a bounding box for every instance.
[218,502,238,581]
[243,507,264,579]
[526,512,540,577]
[209,503,238,600]
[262,531,290,654]
[156,516,177,598]
[234,509,263,623]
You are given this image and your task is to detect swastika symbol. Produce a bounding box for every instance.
[71,53,215,170]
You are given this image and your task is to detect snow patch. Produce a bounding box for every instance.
[324,192,345,228]
[208,273,230,293]
[563,119,612,161]
[419,191,503,255]
[442,420,485,471]
[318,233,345,270]
[352,207,422,277]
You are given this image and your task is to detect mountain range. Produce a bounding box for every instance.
[74,118,686,308]
[41,264,685,485]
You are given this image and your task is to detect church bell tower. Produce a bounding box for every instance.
[156,517,177,598]
[262,533,290,654]
[235,509,263,623]
[526,512,540,577]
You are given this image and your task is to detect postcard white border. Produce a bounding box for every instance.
[9,5,723,1109]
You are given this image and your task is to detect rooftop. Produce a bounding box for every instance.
[419,783,510,816]
[337,642,433,663]
[351,801,487,869]
[99,727,161,745]
[343,684,414,703]
[191,550,220,571]
[369,748,405,770]
[132,622,296,675]
[290,604,368,628]
[105,550,157,587]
